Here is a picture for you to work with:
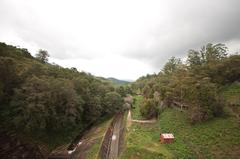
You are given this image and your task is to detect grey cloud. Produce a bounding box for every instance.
[1,0,240,78]
[122,0,240,69]
[0,0,98,60]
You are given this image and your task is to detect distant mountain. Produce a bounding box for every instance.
[107,77,131,86]
[96,77,131,86]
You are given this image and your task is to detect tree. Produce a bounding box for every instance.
[142,85,152,98]
[0,42,129,148]
[187,49,202,71]
[71,67,78,73]
[116,86,126,97]
[10,76,84,132]
[140,98,157,119]
[200,43,227,64]
[82,95,102,123]
[210,54,240,84]
[186,77,224,124]
[103,92,123,114]
[163,57,182,74]
[132,43,229,124]
[36,49,49,63]
[125,86,133,95]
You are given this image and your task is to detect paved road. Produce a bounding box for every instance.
[108,114,123,159]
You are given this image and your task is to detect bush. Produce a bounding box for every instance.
[140,98,157,119]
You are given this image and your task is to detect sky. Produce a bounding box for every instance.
[1,0,240,81]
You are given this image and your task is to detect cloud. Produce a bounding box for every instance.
[0,0,240,80]
[121,0,240,68]
[49,55,154,80]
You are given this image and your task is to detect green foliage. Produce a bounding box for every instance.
[131,96,144,120]
[125,85,133,95]
[0,57,21,104]
[0,42,33,59]
[107,77,130,86]
[187,77,225,123]
[200,43,227,64]
[121,123,173,159]
[116,85,133,97]
[163,56,182,74]
[0,42,124,148]
[116,86,126,97]
[133,43,239,124]
[10,76,84,132]
[222,82,240,106]
[103,92,124,114]
[123,101,240,159]
[35,49,49,63]
[159,109,240,159]
[140,98,157,119]
[210,54,240,84]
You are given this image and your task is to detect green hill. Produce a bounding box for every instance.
[121,96,240,159]
[96,77,131,87]
[0,42,124,157]
[126,43,240,158]
[107,77,131,86]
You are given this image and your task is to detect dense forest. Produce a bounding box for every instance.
[0,42,126,148]
[132,43,240,123]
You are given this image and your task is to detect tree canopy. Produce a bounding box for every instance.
[133,43,240,123]
[35,49,49,63]
[0,42,124,144]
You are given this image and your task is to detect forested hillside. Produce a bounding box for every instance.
[107,77,130,86]
[0,42,124,150]
[132,43,240,123]
[121,43,240,158]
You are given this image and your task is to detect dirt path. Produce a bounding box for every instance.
[126,110,132,130]
[131,119,156,123]
[127,110,156,124]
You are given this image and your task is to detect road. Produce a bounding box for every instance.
[108,114,123,159]
[99,113,124,159]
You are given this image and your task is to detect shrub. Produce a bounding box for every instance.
[140,98,157,119]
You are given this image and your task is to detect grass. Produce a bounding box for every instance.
[121,96,240,159]
[121,95,174,159]
[159,108,240,159]
[222,82,240,106]
[85,118,112,159]
[86,138,102,159]
[121,122,174,159]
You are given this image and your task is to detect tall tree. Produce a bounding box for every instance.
[36,49,49,63]
[103,92,123,114]
[200,43,227,64]
[163,57,182,74]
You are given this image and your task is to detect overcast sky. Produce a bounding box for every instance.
[1,0,240,80]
